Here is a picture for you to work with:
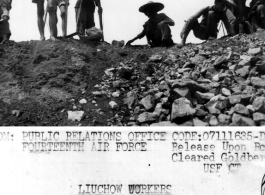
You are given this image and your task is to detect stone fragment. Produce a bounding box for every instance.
[105,68,115,76]
[85,27,103,41]
[79,99,87,104]
[112,91,120,98]
[12,110,21,117]
[193,118,209,126]
[190,55,205,65]
[221,88,231,96]
[253,97,265,113]
[253,112,265,123]
[92,91,104,96]
[109,101,118,109]
[251,77,265,88]
[233,104,250,116]
[246,105,255,114]
[67,111,84,122]
[195,109,208,117]
[140,95,155,111]
[124,91,138,109]
[171,79,207,93]
[137,112,159,123]
[112,40,125,47]
[195,91,214,104]
[235,66,250,77]
[172,87,192,102]
[213,55,227,67]
[238,59,251,66]
[248,47,262,56]
[149,55,163,62]
[218,114,231,126]
[231,113,255,126]
[208,107,221,115]
[209,115,219,126]
[171,98,196,122]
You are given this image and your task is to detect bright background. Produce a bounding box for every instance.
[9,0,251,44]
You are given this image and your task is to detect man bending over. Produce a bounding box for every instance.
[126,1,175,47]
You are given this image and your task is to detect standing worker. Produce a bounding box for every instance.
[126,1,175,47]
[0,0,12,44]
[32,0,46,41]
[47,0,68,40]
[75,0,103,35]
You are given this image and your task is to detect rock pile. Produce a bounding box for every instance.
[93,33,265,126]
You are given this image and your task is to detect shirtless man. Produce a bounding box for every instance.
[32,0,45,41]
[47,0,67,40]
[177,0,237,48]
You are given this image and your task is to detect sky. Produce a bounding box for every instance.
[9,0,252,44]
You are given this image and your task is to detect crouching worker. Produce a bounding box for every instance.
[126,1,175,47]
[177,0,237,48]
[249,0,265,31]
[0,0,12,44]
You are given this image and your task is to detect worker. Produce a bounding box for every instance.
[0,0,12,44]
[32,0,46,41]
[249,0,265,31]
[177,0,237,48]
[47,0,68,40]
[126,1,175,47]
[226,0,247,33]
[75,0,102,35]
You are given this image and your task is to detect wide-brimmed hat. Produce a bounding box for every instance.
[139,1,164,13]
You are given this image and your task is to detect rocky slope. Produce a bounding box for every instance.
[1,32,265,126]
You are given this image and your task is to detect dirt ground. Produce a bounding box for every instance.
[0,38,164,126]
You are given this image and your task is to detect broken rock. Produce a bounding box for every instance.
[140,95,155,111]
[171,98,196,122]
[67,111,84,122]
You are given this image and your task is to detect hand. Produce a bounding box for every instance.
[2,15,9,21]
[98,7,103,14]
[126,40,134,46]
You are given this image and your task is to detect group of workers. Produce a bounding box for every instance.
[0,0,265,47]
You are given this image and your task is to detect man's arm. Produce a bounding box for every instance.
[94,0,103,13]
[126,30,146,46]
[189,6,209,20]
[158,13,175,27]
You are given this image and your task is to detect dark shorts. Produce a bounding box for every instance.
[0,20,11,38]
[75,7,95,34]
[32,0,44,3]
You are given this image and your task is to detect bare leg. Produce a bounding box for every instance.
[37,1,45,41]
[47,0,58,41]
[60,5,66,38]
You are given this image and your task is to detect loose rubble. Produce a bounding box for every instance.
[92,33,265,126]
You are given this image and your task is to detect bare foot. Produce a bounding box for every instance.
[50,36,58,41]
[176,43,185,48]
[40,36,45,41]
[257,28,264,32]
